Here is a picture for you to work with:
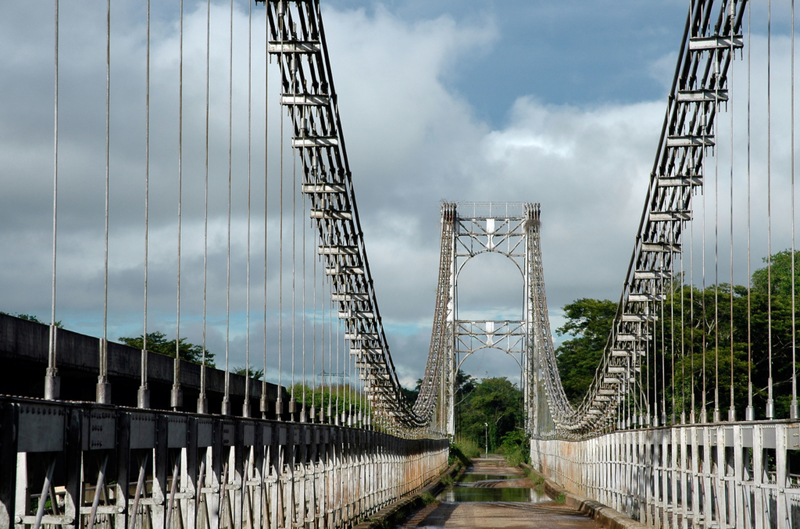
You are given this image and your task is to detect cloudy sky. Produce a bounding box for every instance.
[1,0,795,390]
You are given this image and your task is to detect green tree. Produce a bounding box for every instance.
[232,366,264,380]
[455,369,476,400]
[457,377,523,452]
[119,331,215,367]
[1,311,63,328]
[610,250,800,423]
[752,250,800,297]
[555,298,617,405]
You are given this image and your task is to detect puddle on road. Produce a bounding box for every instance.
[436,470,550,503]
[455,473,515,483]
[438,486,548,503]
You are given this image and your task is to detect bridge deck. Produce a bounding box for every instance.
[401,457,601,529]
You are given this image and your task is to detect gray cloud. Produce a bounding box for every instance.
[1,1,795,393]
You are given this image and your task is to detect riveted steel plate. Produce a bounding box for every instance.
[221,422,235,446]
[17,403,65,453]
[129,412,156,449]
[85,409,115,450]
[786,425,800,450]
[706,428,717,446]
[168,416,188,448]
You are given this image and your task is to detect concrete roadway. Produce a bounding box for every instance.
[401,456,601,529]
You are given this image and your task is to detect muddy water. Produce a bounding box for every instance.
[438,470,550,503]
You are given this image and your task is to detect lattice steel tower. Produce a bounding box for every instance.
[437,202,554,437]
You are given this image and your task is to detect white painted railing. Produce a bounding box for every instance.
[532,422,800,529]
[1,396,449,529]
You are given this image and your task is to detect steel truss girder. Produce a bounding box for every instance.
[1,396,449,529]
[264,0,441,432]
[534,0,749,437]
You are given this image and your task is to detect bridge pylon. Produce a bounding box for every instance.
[437,202,551,437]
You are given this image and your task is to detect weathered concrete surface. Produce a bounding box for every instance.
[403,501,604,528]
[0,313,286,414]
[468,456,526,477]
[352,463,461,529]
[522,463,648,529]
[400,456,601,529]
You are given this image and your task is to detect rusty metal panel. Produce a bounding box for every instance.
[129,412,156,449]
[221,421,235,446]
[17,403,64,453]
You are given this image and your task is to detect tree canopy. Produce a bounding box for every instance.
[552,250,800,422]
[233,366,264,380]
[555,298,617,405]
[119,331,215,367]
[456,376,523,453]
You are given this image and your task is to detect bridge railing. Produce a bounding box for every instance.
[0,395,448,529]
[532,423,800,529]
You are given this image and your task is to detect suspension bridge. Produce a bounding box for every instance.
[1,0,800,527]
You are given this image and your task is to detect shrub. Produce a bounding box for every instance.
[420,491,438,505]
[449,438,481,466]
[498,430,530,466]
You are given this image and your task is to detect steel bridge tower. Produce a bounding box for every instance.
[439,202,552,437]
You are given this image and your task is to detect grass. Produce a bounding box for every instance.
[449,438,481,466]
[530,472,545,490]
[502,447,528,468]
[441,475,454,487]
[554,492,566,504]
[420,491,438,505]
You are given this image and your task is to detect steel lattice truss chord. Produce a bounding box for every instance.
[264,0,451,433]
[534,0,748,437]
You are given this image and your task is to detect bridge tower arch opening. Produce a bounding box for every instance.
[455,251,525,322]
[439,202,552,437]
